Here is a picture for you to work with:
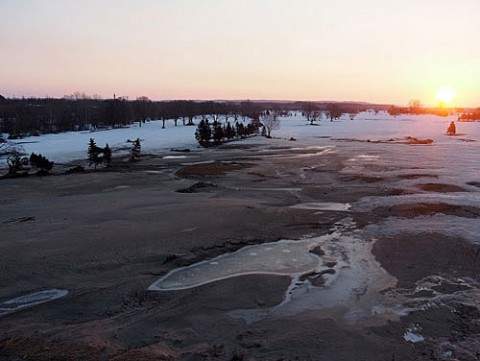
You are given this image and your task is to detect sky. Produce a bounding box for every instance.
[1,0,479,106]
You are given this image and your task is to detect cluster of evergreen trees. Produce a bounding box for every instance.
[195,120,259,147]
[88,138,112,168]
[87,137,141,168]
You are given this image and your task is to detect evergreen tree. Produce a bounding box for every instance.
[212,120,224,145]
[237,122,245,138]
[224,121,235,140]
[195,119,212,147]
[130,138,141,161]
[103,144,112,166]
[88,138,101,168]
[29,153,54,171]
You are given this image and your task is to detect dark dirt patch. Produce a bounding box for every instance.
[384,188,417,196]
[111,349,173,360]
[372,203,480,219]
[415,183,467,193]
[176,161,254,176]
[432,281,472,294]
[373,233,480,289]
[176,182,218,193]
[342,175,385,183]
[398,174,439,180]
[0,337,106,361]
[371,304,480,360]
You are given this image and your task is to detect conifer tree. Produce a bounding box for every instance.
[195,119,212,147]
[212,120,224,145]
[224,121,235,140]
[88,138,101,168]
[130,138,141,161]
[103,144,112,166]
[29,153,54,172]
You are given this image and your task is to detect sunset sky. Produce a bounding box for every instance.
[1,0,479,106]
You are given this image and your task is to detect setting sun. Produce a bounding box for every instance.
[435,86,457,106]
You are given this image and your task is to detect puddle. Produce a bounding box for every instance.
[0,289,69,316]
[290,202,351,211]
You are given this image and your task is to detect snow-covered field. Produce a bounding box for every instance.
[2,110,476,170]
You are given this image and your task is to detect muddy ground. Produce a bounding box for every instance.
[1,139,479,360]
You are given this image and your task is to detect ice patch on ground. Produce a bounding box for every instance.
[404,324,425,343]
[162,155,188,159]
[404,331,425,343]
[290,202,351,211]
[228,218,399,325]
[0,289,69,316]
[150,217,411,325]
[148,239,327,291]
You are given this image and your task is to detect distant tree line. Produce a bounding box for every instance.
[458,110,480,121]
[387,99,456,117]
[0,94,267,139]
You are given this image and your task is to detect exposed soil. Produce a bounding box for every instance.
[415,183,467,193]
[372,233,480,289]
[372,203,480,219]
[1,141,479,360]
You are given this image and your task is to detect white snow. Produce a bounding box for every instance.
[3,110,478,169]
[290,202,351,211]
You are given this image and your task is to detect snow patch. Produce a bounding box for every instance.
[290,202,351,211]
[0,289,69,316]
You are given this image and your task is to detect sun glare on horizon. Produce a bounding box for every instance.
[435,86,457,106]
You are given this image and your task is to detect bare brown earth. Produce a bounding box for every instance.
[1,140,480,360]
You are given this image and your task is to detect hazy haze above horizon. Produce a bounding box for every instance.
[1,0,478,106]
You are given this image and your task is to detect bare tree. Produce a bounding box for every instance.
[260,110,280,138]
[302,102,321,125]
[326,103,343,121]
[134,96,151,127]
[408,99,423,114]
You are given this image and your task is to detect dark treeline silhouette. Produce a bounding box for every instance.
[0,93,408,139]
[0,94,268,139]
[386,100,458,117]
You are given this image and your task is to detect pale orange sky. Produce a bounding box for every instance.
[1,0,479,106]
